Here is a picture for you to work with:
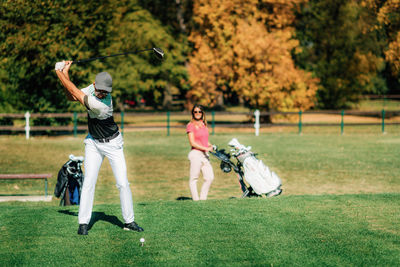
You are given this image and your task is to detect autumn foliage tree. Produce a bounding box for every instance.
[187,0,318,113]
[366,0,400,83]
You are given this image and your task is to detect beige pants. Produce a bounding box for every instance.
[188,149,214,201]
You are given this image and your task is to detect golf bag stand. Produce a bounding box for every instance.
[54,154,84,206]
[233,161,260,198]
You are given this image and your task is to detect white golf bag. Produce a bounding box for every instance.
[228,138,282,196]
[211,138,282,198]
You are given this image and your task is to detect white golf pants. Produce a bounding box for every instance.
[78,133,134,224]
[188,149,214,201]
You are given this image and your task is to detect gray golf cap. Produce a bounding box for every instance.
[95,72,112,92]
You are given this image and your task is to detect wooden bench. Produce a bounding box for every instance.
[0,174,52,197]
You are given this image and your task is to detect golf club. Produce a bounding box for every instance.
[73,47,164,64]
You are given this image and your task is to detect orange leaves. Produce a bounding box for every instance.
[360,0,400,76]
[385,32,400,75]
[375,0,400,25]
[188,0,317,111]
[375,0,400,76]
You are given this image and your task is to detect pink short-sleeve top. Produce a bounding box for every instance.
[186,122,209,151]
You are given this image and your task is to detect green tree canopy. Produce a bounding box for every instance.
[0,0,188,112]
[295,0,388,109]
[1,0,399,113]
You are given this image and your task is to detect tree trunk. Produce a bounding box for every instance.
[163,83,173,109]
[175,0,187,34]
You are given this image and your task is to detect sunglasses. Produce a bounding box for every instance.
[193,111,203,114]
[95,89,109,96]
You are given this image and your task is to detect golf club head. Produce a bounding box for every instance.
[153,47,164,60]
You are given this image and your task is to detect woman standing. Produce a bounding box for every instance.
[186,105,214,201]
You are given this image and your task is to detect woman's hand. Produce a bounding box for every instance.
[205,145,214,152]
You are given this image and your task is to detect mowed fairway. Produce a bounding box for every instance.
[1,129,400,200]
[1,129,399,266]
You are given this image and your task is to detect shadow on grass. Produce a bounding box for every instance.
[176,196,192,201]
[58,210,124,230]
[175,196,239,200]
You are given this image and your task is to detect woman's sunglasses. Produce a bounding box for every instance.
[193,111,203,114]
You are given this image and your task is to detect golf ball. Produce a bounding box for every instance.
[140,238,145,243]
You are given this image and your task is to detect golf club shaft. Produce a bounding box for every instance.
[73,48,154,64]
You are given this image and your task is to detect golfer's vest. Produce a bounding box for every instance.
[81,84,119,139]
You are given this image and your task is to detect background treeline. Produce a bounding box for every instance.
[0,0,399,113]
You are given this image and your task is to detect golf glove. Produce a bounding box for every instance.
[55,61,65,71]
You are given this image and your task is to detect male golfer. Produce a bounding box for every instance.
[55,61,143,235]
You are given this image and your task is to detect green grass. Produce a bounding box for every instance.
[1,130,399,266]
[352,99,400,111]
[1,194,399,266]
[1,130,399,200]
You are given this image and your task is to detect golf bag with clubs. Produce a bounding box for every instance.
[211,138,282,198]
[54,154,84,206]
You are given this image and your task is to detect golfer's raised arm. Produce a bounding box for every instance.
[61,61,78,101]
[55,61,84,104]
[62,61,72,82]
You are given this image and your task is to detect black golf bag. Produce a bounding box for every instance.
[211,138,282,198]
[54,155,84,206]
